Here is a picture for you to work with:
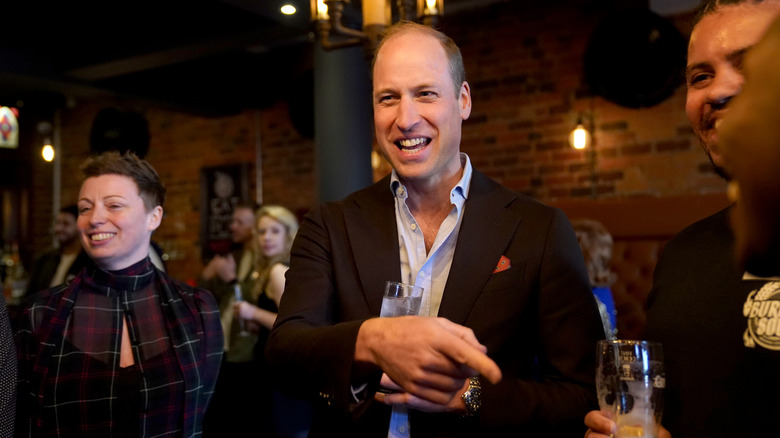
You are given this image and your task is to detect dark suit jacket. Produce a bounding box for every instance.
[267,170,604,436]
[25,249,91,298]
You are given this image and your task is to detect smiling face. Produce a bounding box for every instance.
[719,14,780,276]
[77,174,162,271]
[685,2,780,178]
[372,28,471,191]
[256,215,287,259]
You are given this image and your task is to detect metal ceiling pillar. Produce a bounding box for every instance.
[313,43,373,203]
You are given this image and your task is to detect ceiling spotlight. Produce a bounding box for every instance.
[281,4,296,15]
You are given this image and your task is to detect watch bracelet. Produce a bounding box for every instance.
[461,376,482,417]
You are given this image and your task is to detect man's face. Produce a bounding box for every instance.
[372,30,471,188]
[719,15,780,276]
[229,207,255,245]
[685,2,780,178]
[53,212,78,246]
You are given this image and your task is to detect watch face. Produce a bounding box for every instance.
[463,382,482,415]
[469,388,482,408]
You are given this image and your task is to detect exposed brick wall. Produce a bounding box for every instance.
[257,105,317,218]
[53,99,314,283]
[447,1,721,200]
[28,0,723,283]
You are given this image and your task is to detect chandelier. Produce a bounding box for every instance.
[311,0,443,50]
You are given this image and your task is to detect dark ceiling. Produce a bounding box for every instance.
[0,0,501,118]
[0,0,315,118]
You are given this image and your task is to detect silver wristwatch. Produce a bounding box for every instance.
[461,377,482,417]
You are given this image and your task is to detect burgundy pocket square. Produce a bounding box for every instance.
[494,255,511,273]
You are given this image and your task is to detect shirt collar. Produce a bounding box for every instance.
[389,153,473,201]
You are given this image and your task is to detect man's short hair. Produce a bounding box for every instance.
[372,21,466,97]
[79,151,166,211]
[693,0,774,26]
[234,201,258,213]
[60,204,79,220]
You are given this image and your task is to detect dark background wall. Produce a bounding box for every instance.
[13,0,718,286]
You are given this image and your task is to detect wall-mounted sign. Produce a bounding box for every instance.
[199,163,249,261]
[0,107,19,149]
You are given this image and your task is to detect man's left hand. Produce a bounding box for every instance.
[374,373,470,414]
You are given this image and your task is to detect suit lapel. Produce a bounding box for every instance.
[438,171,522,323]
[343,178,402,316]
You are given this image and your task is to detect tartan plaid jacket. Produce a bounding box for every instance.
[15,258,223,437]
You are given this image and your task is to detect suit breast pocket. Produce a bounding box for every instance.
[482,261,525,295]
[467,261,532,350]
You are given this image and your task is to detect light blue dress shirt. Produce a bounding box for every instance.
[385,153,472,438]
[390,153,472,318]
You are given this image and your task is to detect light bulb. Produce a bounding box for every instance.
[569,124,591,150]
[314,0,328,20]
[42,144,55,162]
[425,0,438,14]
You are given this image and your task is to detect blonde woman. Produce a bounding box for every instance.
[235,205,311,438]
[234,205,298,331]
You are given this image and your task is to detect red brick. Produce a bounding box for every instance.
[24,1,716,282]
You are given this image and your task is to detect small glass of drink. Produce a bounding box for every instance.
[380,281,424,317]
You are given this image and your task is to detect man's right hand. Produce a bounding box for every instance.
[355,316,502,406]
[584,410,671,438]
[201,254,237,283]
[584,411,615,438]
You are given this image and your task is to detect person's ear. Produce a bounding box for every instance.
[147,206,163,231]
[460,81,472,120]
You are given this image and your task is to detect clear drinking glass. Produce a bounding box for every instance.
[233,282,250,336]
[596,339,665,438]
[380,281,424,318]
[381,281,425,438]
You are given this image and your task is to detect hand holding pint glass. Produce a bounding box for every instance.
[596,340,665,438]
